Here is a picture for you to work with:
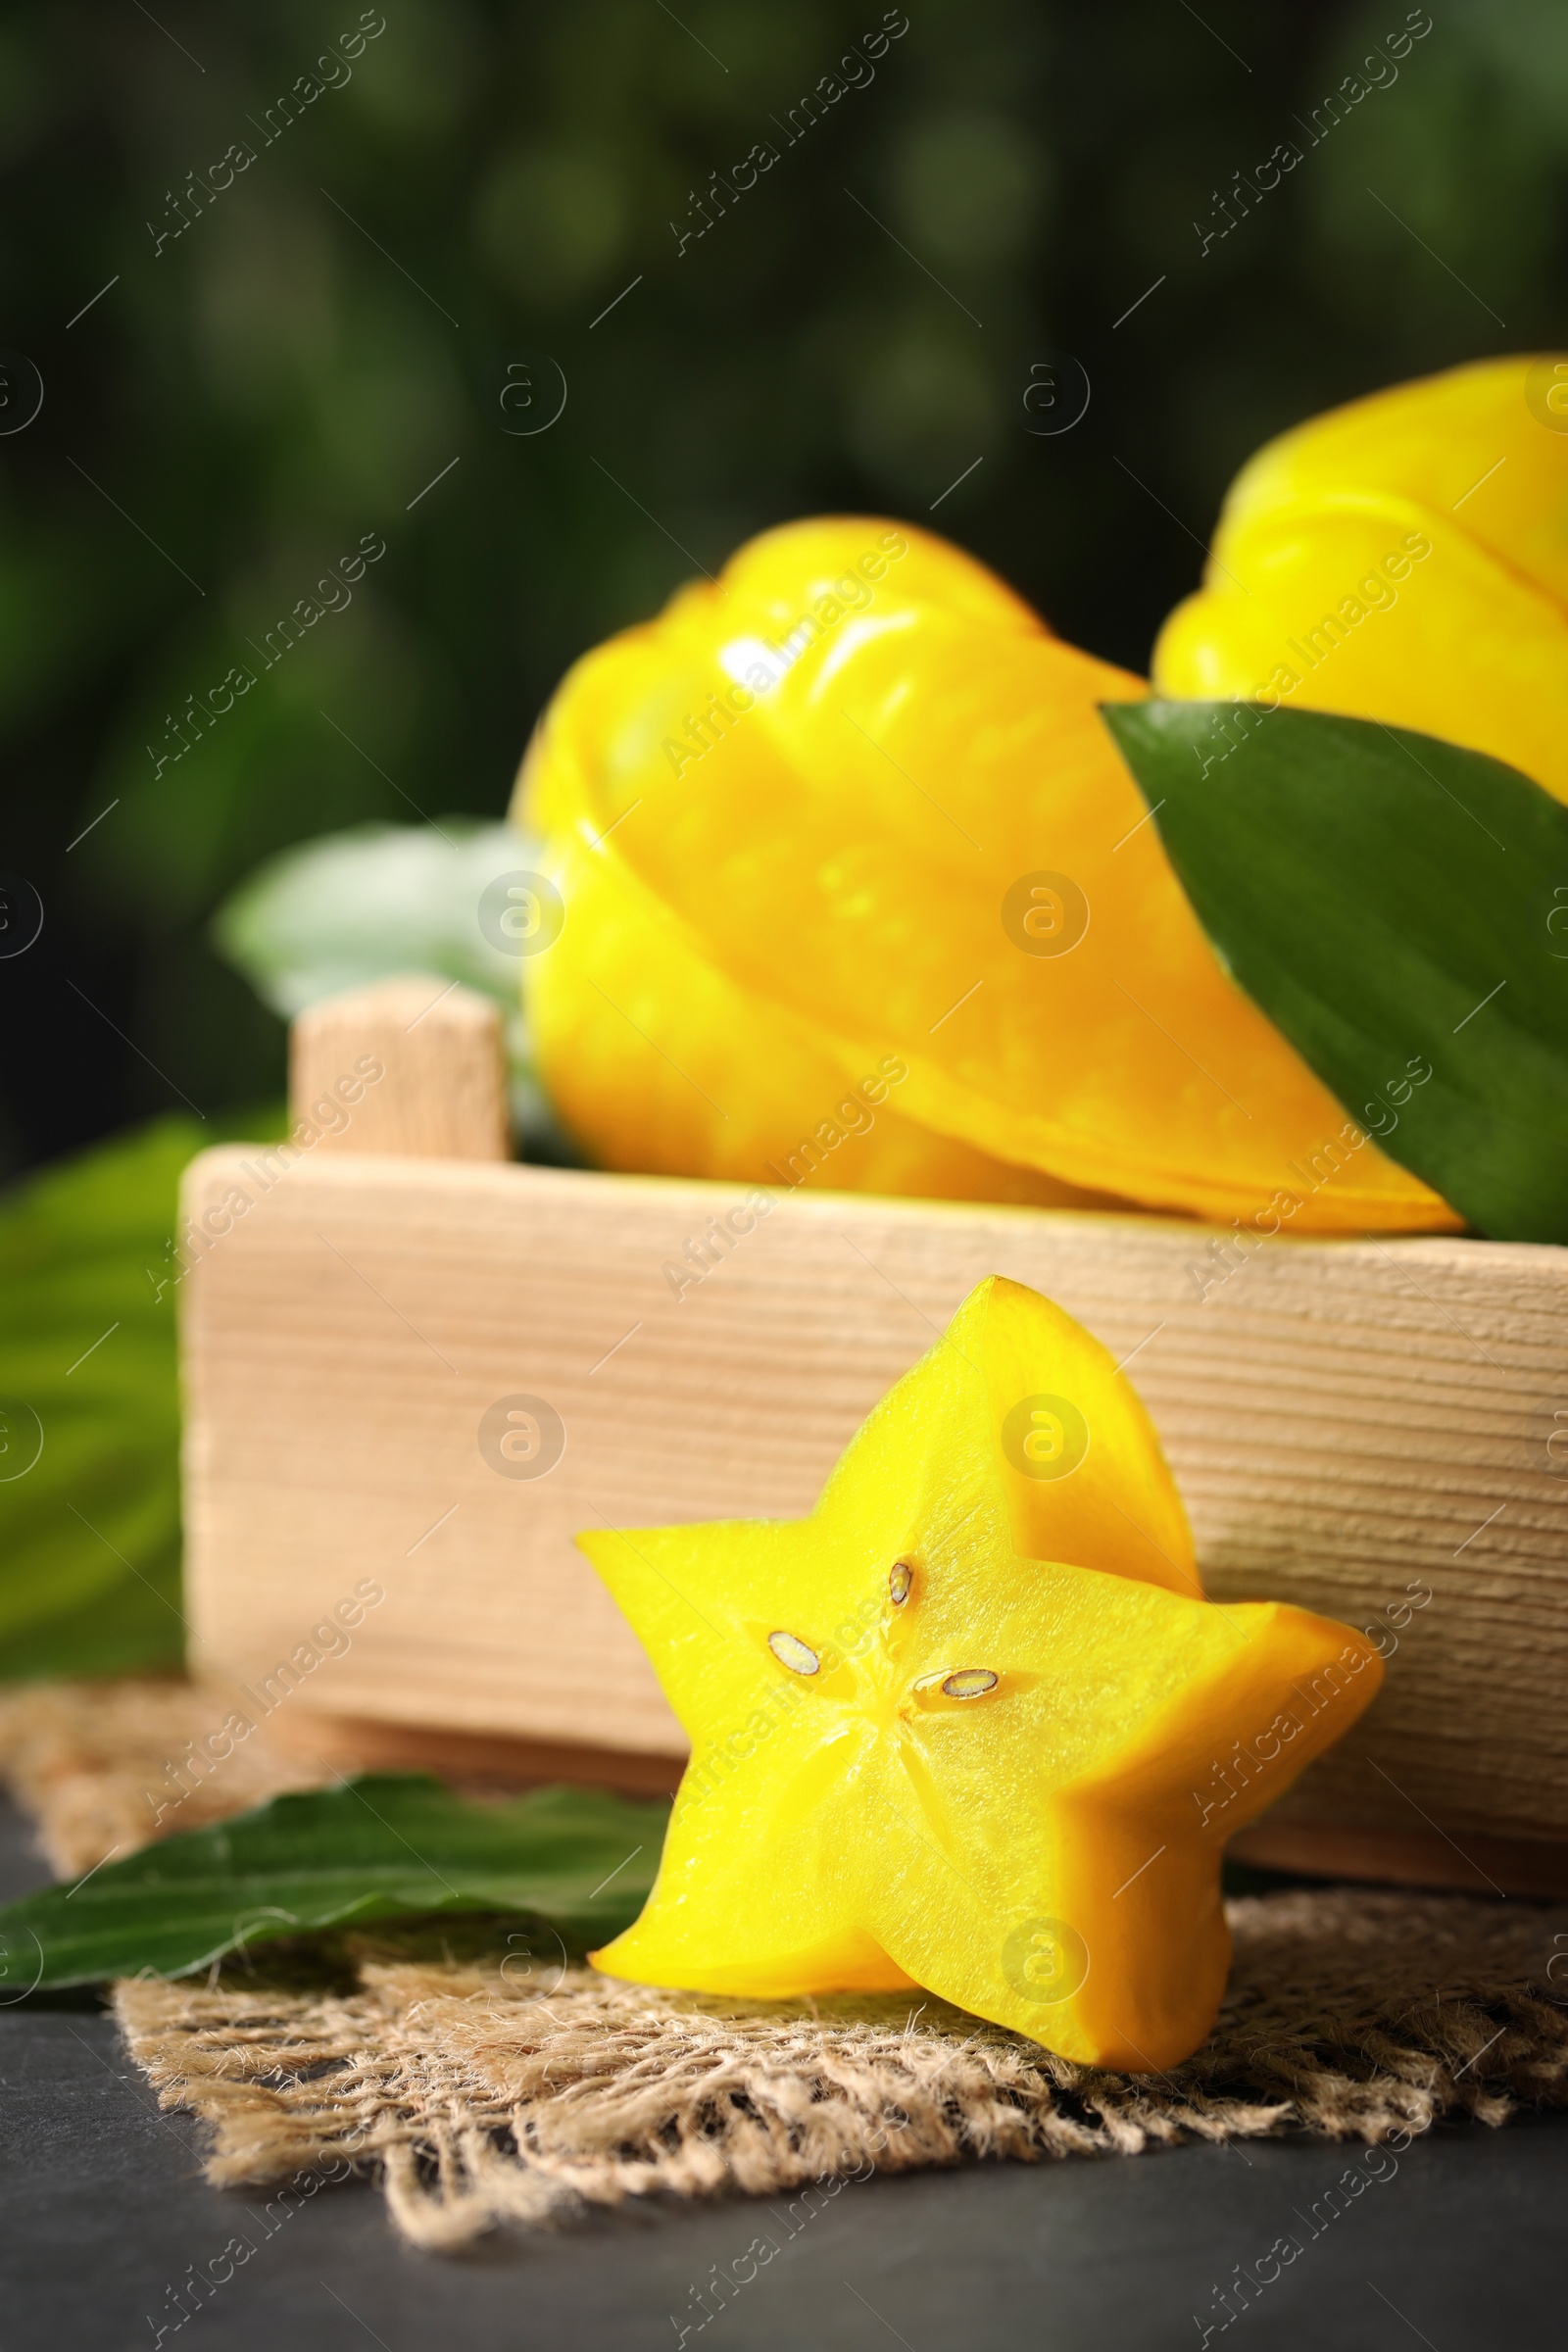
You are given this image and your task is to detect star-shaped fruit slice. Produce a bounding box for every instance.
[580,1276,1381,2069]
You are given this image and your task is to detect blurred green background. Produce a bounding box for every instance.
[2,0,1565,1674]
[7,0,1566,1172]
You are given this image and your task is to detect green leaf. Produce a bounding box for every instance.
[0,1774,669,1988]
[211,819,574,1156]
[0,1108,284,1682]
[1100,702,1568,1243]
[211,819,527,1020]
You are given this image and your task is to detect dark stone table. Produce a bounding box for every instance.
[1,1791,1560,2351]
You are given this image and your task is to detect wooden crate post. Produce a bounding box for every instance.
[288,972,509,1162]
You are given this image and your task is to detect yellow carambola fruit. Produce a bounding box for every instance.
[529,772,1123,1213]
[517,515,1455,1229]
[583,1276,1381,2069]
[1153,355,1568,806]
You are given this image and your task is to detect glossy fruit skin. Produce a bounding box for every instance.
[517,515,1455,1230]
[1153,355,1568,808]
[583,1277,1382,2069]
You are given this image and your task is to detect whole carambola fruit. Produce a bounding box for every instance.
[516,515,1453,1230]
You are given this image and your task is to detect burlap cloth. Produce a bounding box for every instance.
[5,1681,1568,2252]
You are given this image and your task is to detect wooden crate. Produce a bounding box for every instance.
[179,978,1568,1893]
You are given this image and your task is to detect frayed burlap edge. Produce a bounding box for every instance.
[114,1890,1568,2253]
[0,1678,321,1876]
[7,1683,1568,2252]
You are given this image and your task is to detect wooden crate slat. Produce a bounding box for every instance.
[181,1146,1568,1853]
